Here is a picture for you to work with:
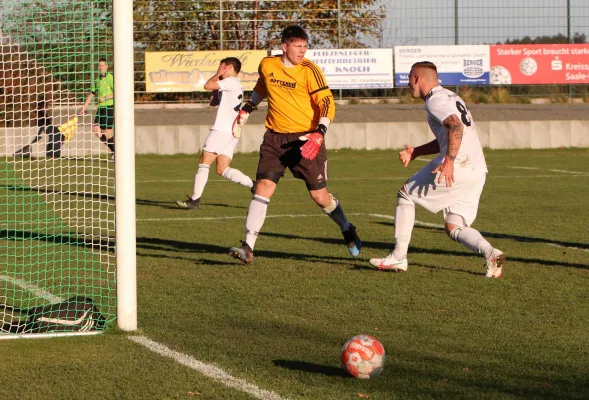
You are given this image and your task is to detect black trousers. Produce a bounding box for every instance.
[45,126,65,158]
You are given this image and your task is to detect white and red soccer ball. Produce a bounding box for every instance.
[340,334,385,379]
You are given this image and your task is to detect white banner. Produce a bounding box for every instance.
[271,48,394,89]
[394,45,490,86]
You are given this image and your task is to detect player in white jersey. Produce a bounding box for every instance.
[176,57,254,210]
[369,61,505,278]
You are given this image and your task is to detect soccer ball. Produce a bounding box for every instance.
[519,57,538,76]
[489,65,512,85]
[340,334,385,379]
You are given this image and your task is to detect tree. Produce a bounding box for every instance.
[0,0,112,126]
[502,32,586,45]
[133,0,387,52]
[132,1,386,101]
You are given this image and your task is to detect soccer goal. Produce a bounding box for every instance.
[0,0,136,338]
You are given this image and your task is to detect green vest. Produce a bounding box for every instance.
[91,73,114,107]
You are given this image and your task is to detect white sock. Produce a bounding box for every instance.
[392,202,415,261]
[452,227,494,259]
[191,164,210,200]
[222,167,253,189]
[321,195,350,232]
[245,195,269,250]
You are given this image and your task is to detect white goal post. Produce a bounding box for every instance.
[0,0,136,337]
[114,0,137,332]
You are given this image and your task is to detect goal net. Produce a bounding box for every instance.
[0,0,116,337]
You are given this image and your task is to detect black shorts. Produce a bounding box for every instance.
[256,130,328,190]
[94,106,114,129]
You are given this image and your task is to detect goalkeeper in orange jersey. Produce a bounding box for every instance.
[229,25,361,264]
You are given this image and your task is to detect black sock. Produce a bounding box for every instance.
[106,137,115,153]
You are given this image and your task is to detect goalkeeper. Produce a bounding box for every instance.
[229,25,361,264]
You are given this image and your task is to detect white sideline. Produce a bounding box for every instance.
[128,335,289,400]
[136,173,588,184]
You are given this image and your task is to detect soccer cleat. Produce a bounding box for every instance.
[229,241,254,264]
[485,249,506,278]
[110,153,115,163]
[369,254,408,272]
[342,224,362,257]
[175,196,200,210]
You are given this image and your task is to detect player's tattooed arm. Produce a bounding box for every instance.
[443,114,464,161]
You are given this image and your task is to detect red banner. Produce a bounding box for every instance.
[489,44,589,84]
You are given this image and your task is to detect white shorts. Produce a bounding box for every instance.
[202,129,239,159]
[403,159,487,226]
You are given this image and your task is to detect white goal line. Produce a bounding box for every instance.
[128,335,289,400]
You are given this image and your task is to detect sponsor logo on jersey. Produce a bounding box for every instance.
[269,77,296,89]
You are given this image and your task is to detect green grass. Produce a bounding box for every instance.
[2,148,589,399]
[0,156,116,322]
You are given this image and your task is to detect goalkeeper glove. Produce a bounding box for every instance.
[299,124,327,160]
[232,101,254,138]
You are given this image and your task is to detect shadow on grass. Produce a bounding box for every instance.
[273,360,348,377]
[375,220,589,251]
[350,260,484,277]
[136,199,248,210]
[136,236,353,265]
[3,185,247,211]
[0,229,114,252]
[262,231,589,270]
[3,184,114,201]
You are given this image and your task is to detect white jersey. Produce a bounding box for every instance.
[425,86,487,172]
[210,76,243,133]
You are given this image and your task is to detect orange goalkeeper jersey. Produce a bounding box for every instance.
[253,56,335,134]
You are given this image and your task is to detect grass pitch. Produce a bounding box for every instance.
[2,148,589,399]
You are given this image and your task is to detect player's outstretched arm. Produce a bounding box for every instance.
[398,145,415,167]
[401,139,440,167]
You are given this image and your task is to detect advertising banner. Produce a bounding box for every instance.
[490,44,589,84]
[145,50,266,92]
[394,45,490,86]
[271,48,394,89]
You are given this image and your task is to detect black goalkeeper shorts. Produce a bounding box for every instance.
[94,106,114,129]
[256,130,328,190]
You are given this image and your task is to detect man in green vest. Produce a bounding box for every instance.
[80,57,115,161]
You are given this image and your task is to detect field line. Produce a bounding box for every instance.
[549,169,588,175]
[128,335,289,400]
[506,166,540,170]
[136,173,588,184]
[0,275,64,303]
[137,212,365,222]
